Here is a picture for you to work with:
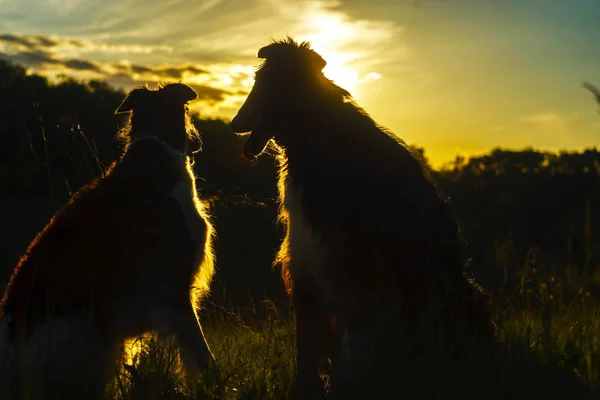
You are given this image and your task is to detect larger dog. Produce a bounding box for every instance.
[230,37,493,399]
[0,83,217,398]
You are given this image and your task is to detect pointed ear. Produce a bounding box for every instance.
[115,88,148,114]
[307,49,326,72]
[258,44,326,72]
[257,44,274,59]
[161,83,197,104]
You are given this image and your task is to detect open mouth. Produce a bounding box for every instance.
[242,127,272,162]
[242,139,258,161]
[230,115,272,162]
[230,116,257,161]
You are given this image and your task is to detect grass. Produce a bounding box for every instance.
[106,299,296,400]
[98,264,600,400]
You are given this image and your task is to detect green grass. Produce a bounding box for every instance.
[106,299,296,400]
[7,265,600,399]
[98,270,600,400]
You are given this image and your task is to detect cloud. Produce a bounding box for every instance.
[160,67,189,79]
[111,62,210,81]
[0,33,210,81]
[188,84,231,103]
[520,112,565,123]
[104,74,230,102]
[0,32,172,58]
[0,33,36,48]
[64,59,101,72]
[3,53,240,115]
[172,0,405,94]
[130,64,153,74]
[129,65,209,80]
[106,72,139,89]
[500,111,582,149]
[0,33,58,50]
[0,0,406,118]
[159,66,207,79]
[32,35,59,48]
[5,50,57,68]
[0,47,104,73]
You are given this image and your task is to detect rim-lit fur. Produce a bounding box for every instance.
[116,83,201,153]
[0,82,217,398]
[231,37,494,399]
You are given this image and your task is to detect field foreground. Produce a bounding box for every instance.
[97,270,600,400]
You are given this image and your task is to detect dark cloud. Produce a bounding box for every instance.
[10,50,57,68]
[68,39,86,48]
[0,33,32,48]
[186,66,208,75]
[160,67,187,79]
[105,76,231,104]
[64,59,102,72]
[188,84,231,103]
[0,33,59,50]
[128,64,208,79]
[108,72,141,90]
[112,63,130,71]
[159,65,208,78]
[1,33,210,83]
[2,48,213,84]
[1,50,102,73]
[0,32,233,108]
[33,35,59,48]
[131,64,154,74]
[179,49,251,65]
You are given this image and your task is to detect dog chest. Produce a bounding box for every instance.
[282,179,329,285]
[170,172,207,266]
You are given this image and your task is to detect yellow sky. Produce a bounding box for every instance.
[0,0,599,168]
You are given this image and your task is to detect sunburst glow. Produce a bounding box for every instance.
[296,7,366,94]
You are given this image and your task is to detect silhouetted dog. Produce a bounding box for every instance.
[0,83,217,398]
[231,37,494,399]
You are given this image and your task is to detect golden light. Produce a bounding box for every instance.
[179,3,389,119]
[320,50,360,92]
[122,336,146,366]
[297,9,364,94]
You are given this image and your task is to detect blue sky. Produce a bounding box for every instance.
[0,0,598,167]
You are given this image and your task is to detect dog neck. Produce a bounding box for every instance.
[128,135,188,161]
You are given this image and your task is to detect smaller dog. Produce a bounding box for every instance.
[0,83,217,398]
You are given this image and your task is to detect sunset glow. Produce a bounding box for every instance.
[295,8,361,92]
[0,0,598,167]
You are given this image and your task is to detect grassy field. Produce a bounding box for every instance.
[98,264,600,400]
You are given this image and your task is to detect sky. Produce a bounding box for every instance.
[0,0,599,167]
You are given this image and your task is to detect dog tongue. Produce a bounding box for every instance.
[242,143,255,161]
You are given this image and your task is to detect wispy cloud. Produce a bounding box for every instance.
[0,33,59,48]
[504,110,582,148]
[520,112,567,123]
[0,0,405,117]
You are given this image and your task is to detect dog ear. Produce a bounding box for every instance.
[307,49,326,72]
[257,44,326,73]
[257,44,275,60]
[115,88,149,114]
[161,83,198,104]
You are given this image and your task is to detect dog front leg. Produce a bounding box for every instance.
[291,275,330,400]
[154,300,218,380]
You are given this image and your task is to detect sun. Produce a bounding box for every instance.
[319,50,360,93]
[296,11,364,94]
